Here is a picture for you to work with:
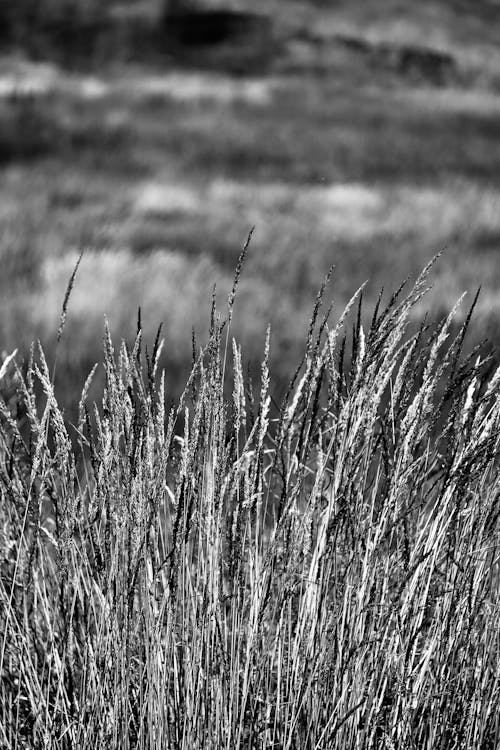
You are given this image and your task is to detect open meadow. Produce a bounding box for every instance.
[1,1,500,747]
[1,0,500,409]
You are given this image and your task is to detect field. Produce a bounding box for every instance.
[1,0,500,411]
[1,258,500,748]
[1,1,500,747]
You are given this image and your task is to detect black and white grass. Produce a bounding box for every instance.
[0,253,499,749]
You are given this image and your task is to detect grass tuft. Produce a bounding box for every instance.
[0,263,499,749]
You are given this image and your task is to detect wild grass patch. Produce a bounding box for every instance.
[0,256,499,748]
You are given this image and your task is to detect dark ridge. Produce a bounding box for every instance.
[379,43,456,85]
[334,33,457,85]
[161,9,272,49]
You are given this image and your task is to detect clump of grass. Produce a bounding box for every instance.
[0,258,499,749]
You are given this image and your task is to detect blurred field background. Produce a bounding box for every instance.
[1,0,500,410]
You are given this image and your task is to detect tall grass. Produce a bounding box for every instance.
[0,258,499,749]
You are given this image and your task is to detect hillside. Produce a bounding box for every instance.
[0,0,499,408]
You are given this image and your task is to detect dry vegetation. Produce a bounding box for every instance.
[1,256,499,748]
[1,5,500,744]
[1,0,500,417]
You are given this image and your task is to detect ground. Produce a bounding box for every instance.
[1,0,500,408]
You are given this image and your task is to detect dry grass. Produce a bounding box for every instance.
[2,0,500,415]
[0,258,499,748]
